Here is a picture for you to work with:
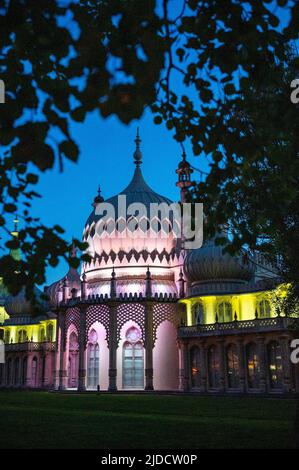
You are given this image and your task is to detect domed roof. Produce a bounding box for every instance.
[5,286,47,317]
[46,266,81,306]
[184,237,255,290]
[84,166,173,231]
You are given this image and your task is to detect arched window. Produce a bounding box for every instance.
[18,330,27,343]
[123,327,144,389]
[87,329,100,389]
[217,302,232,323]
[190,346,201,389]
[47,324,54,342]
[67,332,79,389]
[258,299,271,318]
[226,344,240,388]
[40,328,46,343]
[268,341,283,389]
[31,357,38,387]
[246,343,260,389]
[192,303,204,325]
[208,345,220,388]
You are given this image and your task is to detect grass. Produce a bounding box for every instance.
[0,391,297,449]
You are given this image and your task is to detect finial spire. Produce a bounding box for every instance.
[92,185,104,207]
[133,128,142,167]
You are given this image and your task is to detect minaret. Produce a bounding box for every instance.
[178,269,185,298]
[62,277,69,302]
[176,151,193,203]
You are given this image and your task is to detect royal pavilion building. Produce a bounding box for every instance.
[0,133,298,395]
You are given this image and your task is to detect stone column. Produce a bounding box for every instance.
[58,311,67,391]
[53,334,60,390]
[78,306,87,391]
[178,341,185,391]
[280,335,292,394]
[257,335,267,393]
[217,338,226,393]
[25,353,32,388]
[200,340,207,393]
[108,302,118,391]
[237,339,246,393]
[181,341,190,392]
[144,302,154,390]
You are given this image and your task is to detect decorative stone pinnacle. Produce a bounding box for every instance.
[178,269,185,298]
[146,266,151,279]
[110,267,117,298]
[145,266,152,298]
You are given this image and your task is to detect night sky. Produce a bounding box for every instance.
[17,1,292,288]
[32,108,208,287]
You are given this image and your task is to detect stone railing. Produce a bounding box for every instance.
[59,291,178,307]
[178,316,296,338]
[5,341,56,353]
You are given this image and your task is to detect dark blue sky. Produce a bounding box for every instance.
[22,0,293,287]
[32,107,208,287]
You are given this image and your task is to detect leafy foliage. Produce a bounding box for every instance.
[0,0,299,303]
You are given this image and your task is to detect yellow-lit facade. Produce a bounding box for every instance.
[180,290,276,326]
[1,319,56,345]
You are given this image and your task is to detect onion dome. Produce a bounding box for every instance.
[46,265,81,306]
[85,160,172,231]
[184,236,255,295]
[83,130,176,261]
[5,286,47,317]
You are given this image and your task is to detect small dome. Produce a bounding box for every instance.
[46,266,81,305]
[5,286,47,317]
[184,237,254,288]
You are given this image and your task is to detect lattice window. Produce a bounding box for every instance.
[117,303,145,344]
[153,303,179,345]
[64,308,80,341]
[86,305,110,345]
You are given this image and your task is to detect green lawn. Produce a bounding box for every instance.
[0,391,297,449]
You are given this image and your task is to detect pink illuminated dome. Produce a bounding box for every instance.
[82,131,182,298]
